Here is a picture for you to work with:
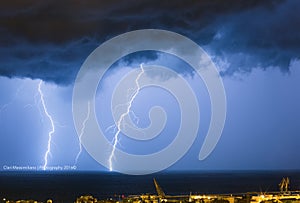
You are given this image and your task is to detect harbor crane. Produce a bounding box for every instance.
[279,177,290,193]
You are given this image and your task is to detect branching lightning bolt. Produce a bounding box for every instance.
[0,82,25,119]
[74,101,91,165]
[108,64,145,171]
[38,81,55,171]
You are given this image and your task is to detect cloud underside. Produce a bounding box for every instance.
[0,0,299,84]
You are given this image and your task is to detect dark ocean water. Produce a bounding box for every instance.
[0,171,300,203]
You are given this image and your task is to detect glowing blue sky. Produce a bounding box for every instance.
[0,0,300,172]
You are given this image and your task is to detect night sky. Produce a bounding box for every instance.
[0,0,300,173]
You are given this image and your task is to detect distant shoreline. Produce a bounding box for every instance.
[0,171,299,203]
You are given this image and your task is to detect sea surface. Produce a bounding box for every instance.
[0,171,300,203]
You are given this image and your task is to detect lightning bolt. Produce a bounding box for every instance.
[108,64,145,171]
[38,80,55,171]
[0,82,25,117]
[74,101,91,165]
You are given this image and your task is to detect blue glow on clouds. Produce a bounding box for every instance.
[0,56,300,171]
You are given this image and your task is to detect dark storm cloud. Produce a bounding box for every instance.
[0,0,299,84]
[206,0,300,75]
[0,36,97,85]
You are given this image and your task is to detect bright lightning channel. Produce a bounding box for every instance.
[74,101,91,165]
[38,80,55,171]
[108,64,145,171]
